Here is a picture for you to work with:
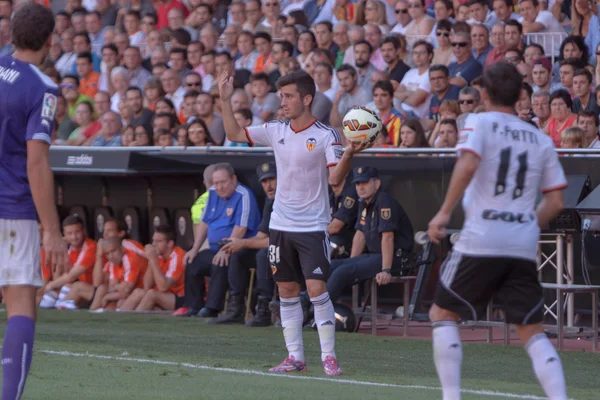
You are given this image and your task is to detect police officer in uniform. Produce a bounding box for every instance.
[328,172,359,259]
[327,166,415,302]
[220,162,277,326]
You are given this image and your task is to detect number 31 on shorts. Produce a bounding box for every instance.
[269,245,280,274]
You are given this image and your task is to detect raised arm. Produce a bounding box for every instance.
[218,71,250,143]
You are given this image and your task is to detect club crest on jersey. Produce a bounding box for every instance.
[344,196,355,209]
[41,93,57,120]
[306,138,317,151]
[381,208,391,220]
[226,207,233,216]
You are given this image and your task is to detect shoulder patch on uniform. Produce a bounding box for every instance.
[381,208,391,220]
[343,196,356,209]
[41,93,57,120]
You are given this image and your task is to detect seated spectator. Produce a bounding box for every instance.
[235,31,259,73]
[62,237,145,311]
[428,100,460,146]
[448,30,483,88]
[330,64,371,129]
[390,0,411,35]
[180,89,200,124]
[212,163,278,326]
[503,47,532,85]
[127,86,154,134]
[254,32,273,74]
[532,90,551,129]
[314,62,335,101]
[143,78,166,112]
[516,82,534,122]
[523,43,544,67]
[130,125,153,146]
[531,57,562,94]
[399,118,430,148]
[162,68,186,112]
[572,69,599,115]
[546,89,577,147]
[577,111,600,148]
[250,72,280,122]
[55,94,78,144]
[381,35,410,85]
[466,0,498,28]
[327,166,414,302]
[119,225,187,312]
[225,109,252,147]
[458,86,480,114]
[371,80,404,147]
[518,0,565,56]
[485,23,507,67]
[186,119,214,147]
[110,66,132,113]
[395,40,433,119]
[121,125,135,146]
[40,216,97,309]
[66,101,101,146]
[194,92,226,145]
[471,24,492,67]
[432,20,455,67]
[155,129,174,147]
[404,0,435,36]
[428,65,461,129]
[435,118,459,149]
[61,75,91,118]
[156,97,177,117]
[92,111,123,147]
[76,52,100,98]
[177,163,261,318]
[559,59,585,97]
[560,126,584,150]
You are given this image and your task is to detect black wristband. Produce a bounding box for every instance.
[382,268,392,275]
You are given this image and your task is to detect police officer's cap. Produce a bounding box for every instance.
[352,166,379,183]
[257,162,277,182]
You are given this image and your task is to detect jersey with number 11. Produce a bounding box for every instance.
[453,112,567,262]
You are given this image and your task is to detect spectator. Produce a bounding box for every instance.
[395,40,433,119]
[314,62,335,101]
[467,0,498,29]
[560,126,584,149]
[353,40,377,94]
[85,11,105,55]
[186,119,214,146]
[178,163,261,318]
[250,73,280,122]
[92,111,123,146]
[455,3,470,22]
[255,0,281,36]
[404,0,435,36]
[124,46,153,91]
[523,43,544,67]
[121,125,135,146]
[516,82,534,122]
[518,0,564,56]
[267,40,294,90]
[432,20,454,66]
[229,109,252,147]
[503,48,532,84]
[61,75,91,117]
[243,0,263,33]
[577,110,600,148]
[492,0,520,24]
[130,125,153,146]
[170,47,191,79]
[76,52,100,98]
[215,51,251,89]
[572,69,599,115]
[458,86,480,114]
[381,36,410,85]
[124,10,145,46]
[144,78,166,112]
[471,24,492,67]
[71,32,102,75]
[161,68,186,112]
[67,101,101,146]
[127,86,154,134]
[120,225,187,312]
[372,80,404,147]
[113,32,131,57]
[220,23,241,57]
[531,57,561,94]
[532,90,551,129]
[97,0,118,27]
[364,24,386,71]
[434,118,459,148]
[110,66,132,113]
[180,89,199,123]
[99,44,119,92]
[428,65,461,128]
[330,64,371,129]
[546,89,577,147]
[332,22,351,68]
[559,59,582,96]
[448,31,482,87]
[187,41,205,76]
[194,92,226,145]
[504,20,524,52]
[553,36,589,85]
[155,129,174,147]
[297,30,317,70]
[314,21,339,61]
[200,25,219,53]
[200,51,217,92]
[399,118,429,148]
[427,0,453,47]
[157,0,189,31]
[55,94,78,144]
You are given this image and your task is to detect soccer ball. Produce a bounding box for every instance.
[342,106,382,144]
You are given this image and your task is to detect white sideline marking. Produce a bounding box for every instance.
[38,349,549,399]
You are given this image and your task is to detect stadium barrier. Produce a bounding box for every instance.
[50,146,600,313]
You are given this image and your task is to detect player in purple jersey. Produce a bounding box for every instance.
[0,4,68,400]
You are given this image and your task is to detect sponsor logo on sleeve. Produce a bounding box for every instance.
[41,93,57,120]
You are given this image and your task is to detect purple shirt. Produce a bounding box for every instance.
[0,56,58,220]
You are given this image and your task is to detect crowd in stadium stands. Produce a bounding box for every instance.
[0,0,598,150]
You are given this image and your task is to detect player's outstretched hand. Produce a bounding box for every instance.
[345,140,373,155]
[218,70,234,103]
[428,211,450,244]
[43,230,68,277]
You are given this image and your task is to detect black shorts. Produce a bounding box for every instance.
[269,229,331,284]
[433,251,544,325]
[175,295,185,309]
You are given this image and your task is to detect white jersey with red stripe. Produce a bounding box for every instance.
[453,112,567,261]
[245,119,343,232]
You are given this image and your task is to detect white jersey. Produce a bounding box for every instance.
[245,119,343,232]
[453,112,567,261]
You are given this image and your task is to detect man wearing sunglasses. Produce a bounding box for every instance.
[61,75,92,118]
[391,0,412,35]
[448,31,482,87]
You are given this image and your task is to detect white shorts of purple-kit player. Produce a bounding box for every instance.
[0,219,43,287]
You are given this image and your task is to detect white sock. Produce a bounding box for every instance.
[311,292,336,361]
[280,296,305,362]
[40,291,58,309]
[58,285,70,301]
[525,334,567,400]
[432,321,462,400]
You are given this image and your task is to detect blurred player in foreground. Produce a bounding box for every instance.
[428,62,568,400]
[0,4,68,399]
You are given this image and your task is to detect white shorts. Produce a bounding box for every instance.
[0,219,43,288]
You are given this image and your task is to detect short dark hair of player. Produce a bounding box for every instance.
[154,224,175,242]
[250,72,270,84]
[429,64,449,77]
[578,110,599,127]
[63,215,84,229]
[234,107,253,122]
[482,62,523,107]
[11,3,55,52]
[505,19,523,34]
[126,86,143,97]
[354,39,373,55]
[276,70,316,107]
[412,40,434,56]
[573,68,592,83]
[273,40,294,58]
[314,62,332,76]
[77,51,93,64]
[171,28,191,46]
[549,89,573,110]
[170,47,187,59]
[336,63,356,78]
[315,21,333,32]
[254,31,272,43]
[373,80,394,97]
